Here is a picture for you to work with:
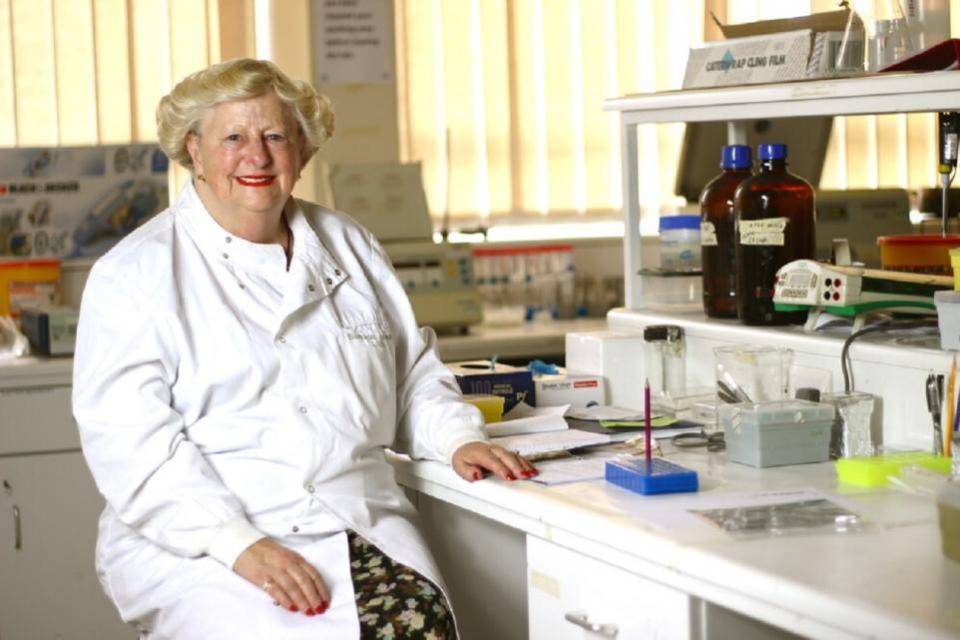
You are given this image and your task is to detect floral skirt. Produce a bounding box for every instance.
[348,530,456,639]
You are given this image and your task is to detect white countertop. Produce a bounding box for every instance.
[436,317,608,362]
[390,445,960,639]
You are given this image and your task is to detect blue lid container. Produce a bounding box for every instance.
[721,144,752,170]
[758,143,788,160]
[658,214,701,231]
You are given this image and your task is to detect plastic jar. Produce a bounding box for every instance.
[659,215,701,271]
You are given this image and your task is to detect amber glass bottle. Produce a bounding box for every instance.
[734,143,815,326]
[700,144,752,318]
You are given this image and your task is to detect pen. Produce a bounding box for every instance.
[644,379,652,469]
[947,358,956,457]
[927,373,944,456]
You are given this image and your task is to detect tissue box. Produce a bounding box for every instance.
[534,373,604,408]
[721,399,834,468]
[448,361,534,412]
[565,331,645,410]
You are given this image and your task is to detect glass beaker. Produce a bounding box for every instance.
[822,391,876,458]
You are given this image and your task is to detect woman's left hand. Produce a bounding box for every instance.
[451,442,539,483]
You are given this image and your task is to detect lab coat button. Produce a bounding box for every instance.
[278,336,286,343]
[238,282,246,290]
[306,485,315,493]
[334,269,341,276]
[292,525,300,533]
[225,236,233,243]
[325,277,333,285]
[222,253,229,260]
[299,406,307,414]
[307,284,316,292]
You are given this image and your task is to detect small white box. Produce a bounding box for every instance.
[935,291,960,350]
[534,372,605,408]
[565,331,645,411]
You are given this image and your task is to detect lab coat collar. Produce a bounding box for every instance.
[176,181,347,297]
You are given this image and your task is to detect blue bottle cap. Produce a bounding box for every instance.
[721,144,752,170]
[658,214,701,231]
[758,143,788,160]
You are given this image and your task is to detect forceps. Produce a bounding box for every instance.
[671,430,726,452]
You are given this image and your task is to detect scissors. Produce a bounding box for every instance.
[671,430,725,452]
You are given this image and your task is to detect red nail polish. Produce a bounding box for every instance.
[305,608,316,616]
[507,473,516,481]
[472,471,481,481]
[318,601,328,613]
[289,605,299,612]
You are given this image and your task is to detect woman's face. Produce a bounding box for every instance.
[186,91,304,223]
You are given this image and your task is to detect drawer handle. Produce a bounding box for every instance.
[564,611,619,637]
[12,504,21,550]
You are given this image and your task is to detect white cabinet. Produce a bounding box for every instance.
[0,362,131,640]
[526,535,692,639]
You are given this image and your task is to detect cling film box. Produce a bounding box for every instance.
[448,361,535,412]
[0,144,169,259]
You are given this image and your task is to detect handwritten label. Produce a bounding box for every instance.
[700,221,717,246]
[739,217,788,246]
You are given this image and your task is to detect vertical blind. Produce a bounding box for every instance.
[0,0,255,187]
[397,0,958,232]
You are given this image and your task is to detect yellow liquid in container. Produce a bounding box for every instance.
[463,394,506,424]
[0,259,61,320]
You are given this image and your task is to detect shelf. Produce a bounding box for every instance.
[603,71,960,123]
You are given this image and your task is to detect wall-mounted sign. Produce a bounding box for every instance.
[312,0,395,85]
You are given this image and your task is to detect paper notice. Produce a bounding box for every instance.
[700,221,718,247]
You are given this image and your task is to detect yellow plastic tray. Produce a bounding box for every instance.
[835,451,951,487]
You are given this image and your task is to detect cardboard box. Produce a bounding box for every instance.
[448,360,534,412]
[565,331,645,411]
[683,9,862,89]
[534,372,605,408]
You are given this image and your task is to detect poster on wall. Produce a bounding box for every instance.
[311,0,395,85]
[0,144,169,260]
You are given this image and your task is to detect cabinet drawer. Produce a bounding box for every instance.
[0,384,79,454]
[527,535,693,639]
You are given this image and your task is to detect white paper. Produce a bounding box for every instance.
[312,0,396,84]
[529,454,615,486]
[565,405,643,422]
[484,415,568,438]
[491,429,611,457]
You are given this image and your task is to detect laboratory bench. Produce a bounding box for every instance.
[436,317,608,364]
[391,442,960,640]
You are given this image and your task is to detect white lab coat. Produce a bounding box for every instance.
[72,182,486,639]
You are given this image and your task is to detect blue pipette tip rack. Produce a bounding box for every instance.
[605,458,699,495]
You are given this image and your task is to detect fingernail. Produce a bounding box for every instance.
[472,471,482,481]
[506,473,516,481]
[521,470,533,477]
[289,605,299,612]
[305,608,316,616]
[318,601,328,613]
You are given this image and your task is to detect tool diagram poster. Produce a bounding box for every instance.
[0,144,169,259]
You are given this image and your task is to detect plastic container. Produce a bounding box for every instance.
[658,215,701,271]
[835,451,951,487]
[877,234,960,274]
[734,143,815,326]
[821,391,876,459]
[951,248,960,290]
[643,325,685,396]
[463,393,506,424]
[639,269,701,311]
[938,481,960,563]
[700,144,752,318]
[935,290,960,350]
[720,399,834,468]
[0,259,61,320]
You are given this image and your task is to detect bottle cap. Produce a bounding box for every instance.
[721,144,752,170]
[643,325,683,342]
[758,143,788,160]
[658,215,700,231]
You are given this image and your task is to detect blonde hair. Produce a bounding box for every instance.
[156,58,334,170]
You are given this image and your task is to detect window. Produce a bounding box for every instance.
[396,0,957,233]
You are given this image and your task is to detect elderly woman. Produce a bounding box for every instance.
[72,58,537,639]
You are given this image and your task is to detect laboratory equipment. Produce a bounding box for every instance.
[938,481,960,562]
[877,234,960,274]
[658,215,701,271]
[700,144,752,318]
[822,391,876,459]
[643,325,685,396]
[835,451,951,486]
[18,305,78,355]
[734,143,816,326]
[720,399,834,468]
[773,259,952,331]
[327,162,483,332]
[605,457,699,495]
[714,345,793,405]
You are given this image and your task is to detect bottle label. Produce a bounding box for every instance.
[739,217,788,246]
[700,221,718,246]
